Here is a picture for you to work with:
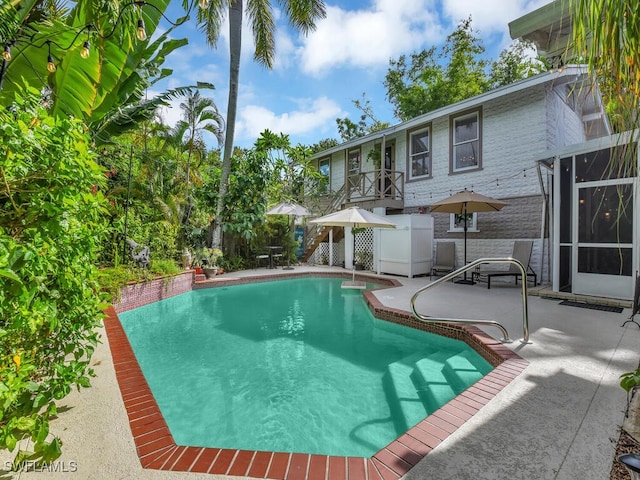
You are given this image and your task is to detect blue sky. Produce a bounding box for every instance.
[151,0,549,149]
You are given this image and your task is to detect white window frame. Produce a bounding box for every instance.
[448,212,479,232]
[348,149,361,176]
[319,157,330,193]
[408,126,431,180]
[451,111,481,173]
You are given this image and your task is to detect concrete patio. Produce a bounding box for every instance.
[1,265,638,479]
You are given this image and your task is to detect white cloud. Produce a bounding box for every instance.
[236,97,345,141]
[298,0,443,76]
[440,0,552,47]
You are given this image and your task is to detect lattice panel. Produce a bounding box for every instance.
[354,229,374,270]
[309,240,343,266]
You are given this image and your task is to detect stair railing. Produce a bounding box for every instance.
[304,185,347,254]
[410,257,531,344]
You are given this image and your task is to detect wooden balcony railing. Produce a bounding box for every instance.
[346,169,404,204]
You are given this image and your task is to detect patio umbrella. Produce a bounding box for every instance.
[309,206,396,288]
[265,201,311,217]
[430,190,507,284]
[265,201,311,270]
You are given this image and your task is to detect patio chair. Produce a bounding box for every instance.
[431,241,456,278]
[474,240,537,289]
[255,252,270,268]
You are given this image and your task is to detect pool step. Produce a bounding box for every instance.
[383,353,429,432]
[384,349,493,432]
[442,350,490,393]
[412,351,458,414]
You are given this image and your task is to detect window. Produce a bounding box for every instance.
[347,149,361,189]
[449,212,478,232]
[408,126,431,179]
[319,158,330,193]
[451,110,481,173]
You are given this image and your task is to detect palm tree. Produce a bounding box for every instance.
[173,90,224,207]
[0,0,199,146]
[567,0,640,176]
[572,0,638,175]
[197,0,326,249]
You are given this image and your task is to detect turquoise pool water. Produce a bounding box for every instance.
[118,277,492,457]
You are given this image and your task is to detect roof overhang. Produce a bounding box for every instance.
[311,67,593,160]
[508,1,573,60]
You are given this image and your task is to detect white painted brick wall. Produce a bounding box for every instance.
[547,84,586,148]
[317,79,592,286]
[402,85,550,207]
[442,238,548,285]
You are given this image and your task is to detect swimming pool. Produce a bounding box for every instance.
[118,277,493,457]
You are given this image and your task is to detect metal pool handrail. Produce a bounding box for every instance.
[410,257,530,344]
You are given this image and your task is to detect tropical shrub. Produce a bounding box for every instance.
[0,92,108,466]
[95,260,182,302]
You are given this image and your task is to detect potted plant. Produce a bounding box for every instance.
[355,250,372,270]
[201,247,223,279]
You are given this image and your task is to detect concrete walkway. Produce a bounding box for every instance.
[1,266,638,479]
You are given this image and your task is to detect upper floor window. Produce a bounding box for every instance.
[408,126,431,180]
[319,158,330,193]
[347,148,361,189]
[451,110,481,173]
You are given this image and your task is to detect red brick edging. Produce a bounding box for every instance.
[104,272,528,479]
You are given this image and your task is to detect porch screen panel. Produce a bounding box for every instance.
[578,184,633,244]
[559,157,572,244]
[575,144,637,182]
[559,245,572,292]
[577,182,633,277]
[578,247,632,276]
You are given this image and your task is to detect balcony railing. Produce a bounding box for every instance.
[346,169,404,204]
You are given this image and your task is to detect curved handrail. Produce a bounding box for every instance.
[410,257,530,344]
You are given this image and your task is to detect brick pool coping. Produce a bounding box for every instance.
[104,271,528,479]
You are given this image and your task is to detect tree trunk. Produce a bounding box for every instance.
[211,0,242,249]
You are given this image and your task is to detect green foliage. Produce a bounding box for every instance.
[217,148,270,243]
[197,0,326,250]
[0,0,197,146]
[95,261,181,301]
[488,40,546,88]
[621,368,640,393]
[0,93,108,463]
[336,93,390,141]
[384,17,544,121]
[219,255,246,272]
[573,0,640,178]
[310,138,339,154]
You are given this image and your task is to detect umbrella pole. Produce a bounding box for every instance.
[455,203,475,285]
[283,216,294,270]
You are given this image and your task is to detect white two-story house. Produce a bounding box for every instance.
[305,60,638,301]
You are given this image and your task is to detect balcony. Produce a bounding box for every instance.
[345,169,405,209]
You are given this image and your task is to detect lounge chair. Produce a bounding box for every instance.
[474,240,537,289]
[431,241,456,278]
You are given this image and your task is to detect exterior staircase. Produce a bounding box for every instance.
[301,186,347,262]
